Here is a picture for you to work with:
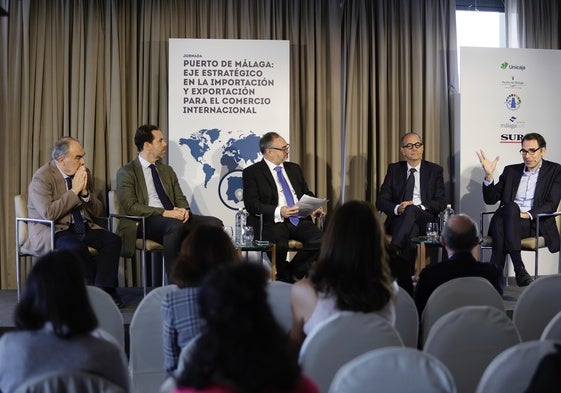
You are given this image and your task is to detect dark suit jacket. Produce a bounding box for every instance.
[116,158,189,257]
[376,160,446,225]
[414,252,502,315]
[25,160,104,254]
[242,159,314,228]
[482,160,561,253]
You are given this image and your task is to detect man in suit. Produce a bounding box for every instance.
[243,132,324,282]
[376,132,447,273]
[116,124,222,277]
[414,214,502,315]
[26,137,123,307]
[476,132,561,288]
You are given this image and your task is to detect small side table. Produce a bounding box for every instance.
[237,242,277,280]
[411,236,443,276]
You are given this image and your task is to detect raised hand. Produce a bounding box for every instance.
[476,149,499,181]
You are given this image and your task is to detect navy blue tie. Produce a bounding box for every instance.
[403,168,416,201]
[65,177,86,235]
[275,166,299,226]
[149,164,174,210]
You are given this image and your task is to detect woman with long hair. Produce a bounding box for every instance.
[162,224,241,374]
[173,263,318,393]
[0,250,129,393]
[289,200,398,346]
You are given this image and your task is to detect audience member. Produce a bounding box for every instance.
[387,244,414,296]
[25,136,123,307]
[243,132,324,283]
[477,132,561,288]
[289,200,398,347]
[162,225,241,374]
[524,343,561,392]
[376,132,446,274]
[116,124,222,277]
[414,214,502,315]
[0,250,129,393]
[173,263,319,393]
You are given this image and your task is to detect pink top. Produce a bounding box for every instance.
[173,376,319,393]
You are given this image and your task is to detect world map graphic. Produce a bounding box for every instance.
[179,129,261,209]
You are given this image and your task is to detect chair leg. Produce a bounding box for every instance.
[161,256,166,286]
[534,248,539,280]
[504,256,510,287]
[16,254,21,300]
[142,250,147,297]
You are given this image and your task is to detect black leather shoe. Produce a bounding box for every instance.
[103,287,126,309]
[515,267,533,287]
[111,293,126,309]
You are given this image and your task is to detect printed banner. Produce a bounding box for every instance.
[169,39,290,226]
[458,47,561,274]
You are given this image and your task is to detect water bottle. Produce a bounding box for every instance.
[440,204,455,230]
[234,208,247,246]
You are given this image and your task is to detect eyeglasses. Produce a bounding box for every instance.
[269,144,290,152]
[401,142,423,149]
[519,147,542,155]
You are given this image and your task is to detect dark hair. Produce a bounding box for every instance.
[52,136,80,160]
[311,200,393,312]
[171,225,240,287]
[134,124,159,152]
[259,132,281,154]
[14,250,98,338]
[176,263,301,391]
[442,214,480,252]
[524,343,561,392]
[522,133,546,148]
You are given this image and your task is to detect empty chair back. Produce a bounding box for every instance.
[476,340,561,393]
[423,305,521,393]
[266,280,293,332]
[394,287,419,348]
[329,347,456,393]
[421,276,504,345]
[86,286,125,349]
[129,285,178,393]
[13,370,126,393]
[541,310,561,341]
[299,311,403,393]
[513,275,561,341]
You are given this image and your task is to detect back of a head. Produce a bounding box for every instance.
[442,214,479,254]
[172,224,240,287]
[524,343,561,392]
[14,250,98,337]
[312,200,393,312]
[176,263,301,391]
[199,263,277,340]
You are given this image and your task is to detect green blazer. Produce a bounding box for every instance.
[116,158,189,257]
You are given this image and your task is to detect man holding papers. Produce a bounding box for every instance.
[243,132,325,282]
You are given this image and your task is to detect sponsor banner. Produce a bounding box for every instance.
[458,47,561,274]
[168,39,290,226]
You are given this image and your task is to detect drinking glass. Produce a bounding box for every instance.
[223,226,234,242]
[243,226,254,246]
[426,222,439,240]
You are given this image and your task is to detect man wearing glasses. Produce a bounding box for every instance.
[477,132,561,288]
[377,132,446,275]
[243,132,324,282]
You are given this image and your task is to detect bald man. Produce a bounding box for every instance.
[414,214,502,315]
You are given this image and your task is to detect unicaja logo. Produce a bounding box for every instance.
[500,61,526,71]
